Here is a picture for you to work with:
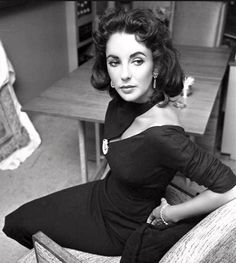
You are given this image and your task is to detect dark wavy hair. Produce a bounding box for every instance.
[90,8,184,104]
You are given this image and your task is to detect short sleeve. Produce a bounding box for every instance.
[151,126,236,193]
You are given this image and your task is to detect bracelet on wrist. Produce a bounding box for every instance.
[160,204,169,226]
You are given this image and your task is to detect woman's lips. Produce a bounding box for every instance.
[120,85,136,93]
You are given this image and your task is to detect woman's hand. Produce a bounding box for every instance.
[146,198,175,228]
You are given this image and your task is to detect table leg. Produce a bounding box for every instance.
[95,122,101,167]
[78,120,88,183]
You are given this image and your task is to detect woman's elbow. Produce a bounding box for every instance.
[217,185,236,204]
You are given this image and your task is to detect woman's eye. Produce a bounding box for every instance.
[108,61,119,67]
[133,59,144,66]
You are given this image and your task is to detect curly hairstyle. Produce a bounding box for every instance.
[90,8,184,104]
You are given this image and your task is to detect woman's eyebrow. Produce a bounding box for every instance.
[106,51,146,60]
[106,55,119,60]
[130,51,146,58]
[106,51,147,59]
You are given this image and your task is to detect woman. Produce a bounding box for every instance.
[3,8,236,262]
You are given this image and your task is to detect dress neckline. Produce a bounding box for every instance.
[104,96,156,140]
[108,124,184,145]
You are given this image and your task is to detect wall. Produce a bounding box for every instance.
[0,1,69,104]
[132,1,171,9]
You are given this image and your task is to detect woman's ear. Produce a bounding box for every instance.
[153,66,159,75]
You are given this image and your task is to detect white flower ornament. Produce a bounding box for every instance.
[102,139,109,155]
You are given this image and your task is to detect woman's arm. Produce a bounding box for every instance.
[168,185,236,223]
[147,185,236,225]
[147,127,236,226]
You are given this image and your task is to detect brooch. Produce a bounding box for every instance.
[102,139,109,155]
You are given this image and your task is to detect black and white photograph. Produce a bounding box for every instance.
[1,1,236,262]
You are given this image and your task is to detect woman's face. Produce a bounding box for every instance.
[106,32,155,103]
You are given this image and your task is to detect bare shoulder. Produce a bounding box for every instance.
[123,104,182,139]
[149,104,181,127]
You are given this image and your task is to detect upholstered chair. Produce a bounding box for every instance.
[17,174,236,263]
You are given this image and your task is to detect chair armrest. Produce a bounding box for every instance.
[18,231,121,263]
[159,198,236,263]
[33,231,80,262]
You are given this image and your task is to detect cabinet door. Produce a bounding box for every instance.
[221,65,236,160]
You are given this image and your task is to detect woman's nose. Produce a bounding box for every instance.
[121,65,131,81]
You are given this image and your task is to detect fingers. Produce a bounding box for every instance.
[149,218,166,229]
[146,198,170,224]
[146,215,157,225]
[150,218,159,226]
[146,213,155,224]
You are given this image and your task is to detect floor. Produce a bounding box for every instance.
[1,113,236,263]
[0,114,98,263]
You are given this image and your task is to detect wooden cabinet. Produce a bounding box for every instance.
[221,61,236,160]
[65,1,96,72]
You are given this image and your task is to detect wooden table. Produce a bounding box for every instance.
[22,45,231,183]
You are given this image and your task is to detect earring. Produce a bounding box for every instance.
[110,81,115,88]
[153,72,158,90]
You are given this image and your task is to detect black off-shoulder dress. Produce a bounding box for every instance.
[3,97,236,261]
